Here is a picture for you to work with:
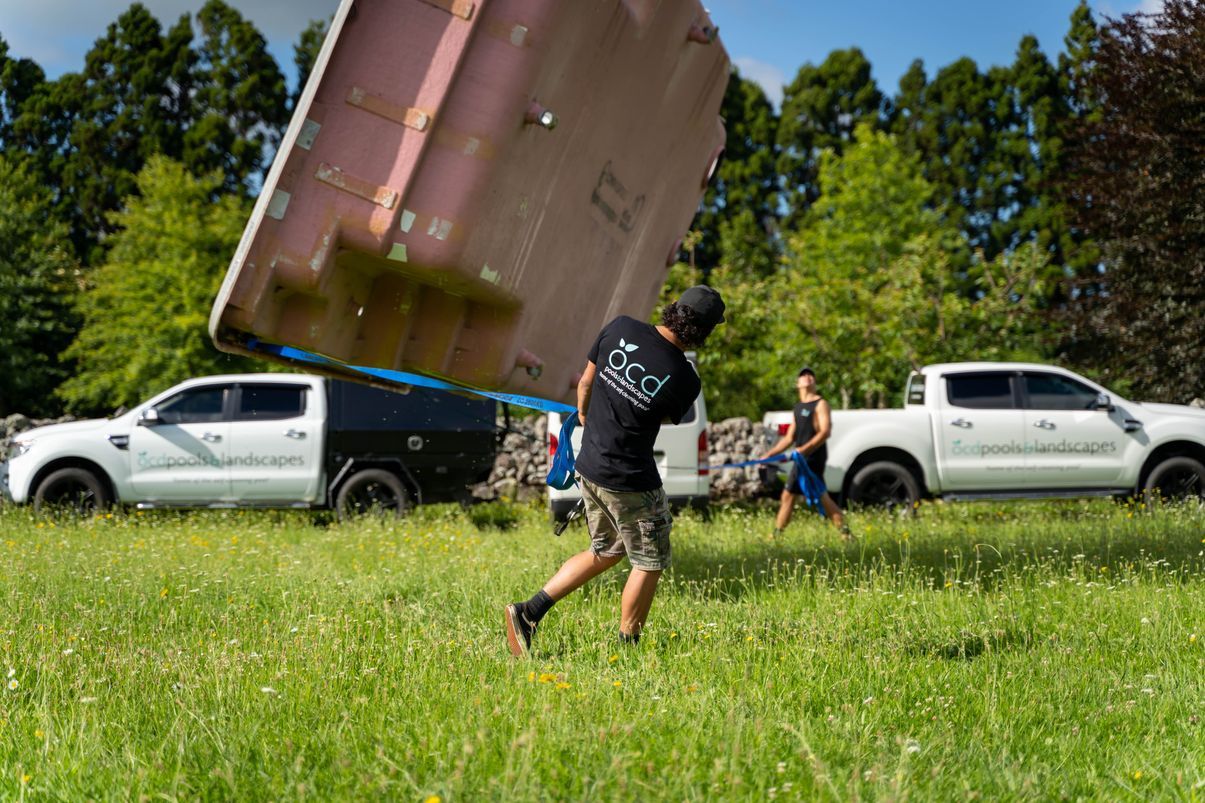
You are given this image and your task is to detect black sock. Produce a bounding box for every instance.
[522,590,555,623]
[619,630,640,646]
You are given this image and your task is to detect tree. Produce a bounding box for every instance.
[0,158,80,417]
[1060,0,1205,401]
[776,48,885,225]
[757,126,1045,413]
[293,17,330,106]
[39,4,185,262]
[185,0,289,192]
[57,157,259,413]
[0,36,45,149]
[689,68,780,280]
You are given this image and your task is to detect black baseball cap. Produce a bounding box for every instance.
[798,366,816,377]
[678,285,726,327]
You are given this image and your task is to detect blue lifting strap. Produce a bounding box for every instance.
[791,451,827,514]
[545,411,579,490]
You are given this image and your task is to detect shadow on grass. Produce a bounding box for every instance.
[908,627,1037,661]
[654,505,1205,601]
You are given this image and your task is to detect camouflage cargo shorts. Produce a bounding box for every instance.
[578,476,673,571]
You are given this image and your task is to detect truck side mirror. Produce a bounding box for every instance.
[137,407,162,426]
[1094,392,1114,412]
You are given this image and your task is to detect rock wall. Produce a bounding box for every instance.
[2,413,76,458]
[472,415,776,503]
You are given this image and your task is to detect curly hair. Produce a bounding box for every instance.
[660,301,714,348]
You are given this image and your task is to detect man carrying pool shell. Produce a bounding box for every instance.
[505,286,726,656]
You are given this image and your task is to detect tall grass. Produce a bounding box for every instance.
[0,499,1202,800]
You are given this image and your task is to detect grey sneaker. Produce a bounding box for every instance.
[505,603,536,657]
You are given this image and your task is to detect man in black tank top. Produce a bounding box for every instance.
[762,367,849,537]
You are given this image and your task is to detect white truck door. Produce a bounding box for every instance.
[228,383,322,502]
[1019,371,1127,487]
[656,393,708,500]
[128,383,233,502]
[937,371,1026,490]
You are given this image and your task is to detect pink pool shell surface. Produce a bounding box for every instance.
[209,0,729,404]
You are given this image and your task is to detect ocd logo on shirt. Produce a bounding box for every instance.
[607,338,670,398]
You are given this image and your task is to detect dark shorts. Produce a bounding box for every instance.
[785,454,827,495]
[578,475,672,571]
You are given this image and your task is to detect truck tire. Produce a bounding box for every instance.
[336,469,412,521]
[33,467,111,515]
[846,461,920,511]
[1142,456,1205,504]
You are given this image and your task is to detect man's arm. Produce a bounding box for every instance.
[576,361,596,427]
[796,399,832,456]
[762,420,796,458]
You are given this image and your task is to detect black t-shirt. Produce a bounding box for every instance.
[574,316,701,492]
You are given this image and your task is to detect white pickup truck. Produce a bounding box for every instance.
[764,362,1205,507]
[1,374,496,517]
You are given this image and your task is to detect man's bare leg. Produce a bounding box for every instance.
[774,489,796,532]
[620,568,662,637]
[543,550,624,601]
[820,493,851,538]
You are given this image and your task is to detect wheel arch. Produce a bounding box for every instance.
[328,457,422,508]
[30,457,119,505]
[842,447,929,501]
[1137,440,1205,490]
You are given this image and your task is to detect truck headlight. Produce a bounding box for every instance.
[6,439,32,460]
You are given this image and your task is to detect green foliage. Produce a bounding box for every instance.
[293,17,330,106]
[0,36,45,149]
[691,68,780,279]
[702,127,1046,418]
[185,0,289,193]
[781,125,956,408]
[776,48,885,225]
[467,501,524,531]
[56,157,259,413]
[1059,0,1205,402]
[4,3,288,262]
[20,5,191,262]
[0,157,79,416]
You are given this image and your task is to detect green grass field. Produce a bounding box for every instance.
[0,498,1202,800]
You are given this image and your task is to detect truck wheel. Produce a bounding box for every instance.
[847,461,920,511]
[336,469,412,521]
[1142,456,1205,504]
[33,467,111,515]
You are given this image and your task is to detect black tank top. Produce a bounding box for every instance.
[793,399,827,463]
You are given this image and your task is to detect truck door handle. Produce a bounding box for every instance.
[201,432,222,443]
[1032,419,1056,430]
[284,429,307,439]
[950,419,972,429]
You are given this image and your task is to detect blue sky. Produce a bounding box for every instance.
[0,0,1162,104]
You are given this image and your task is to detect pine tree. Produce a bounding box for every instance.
[690,68,779,280]
[776,48,884,225]
[185,0,289,192]
[0,157,80,416]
